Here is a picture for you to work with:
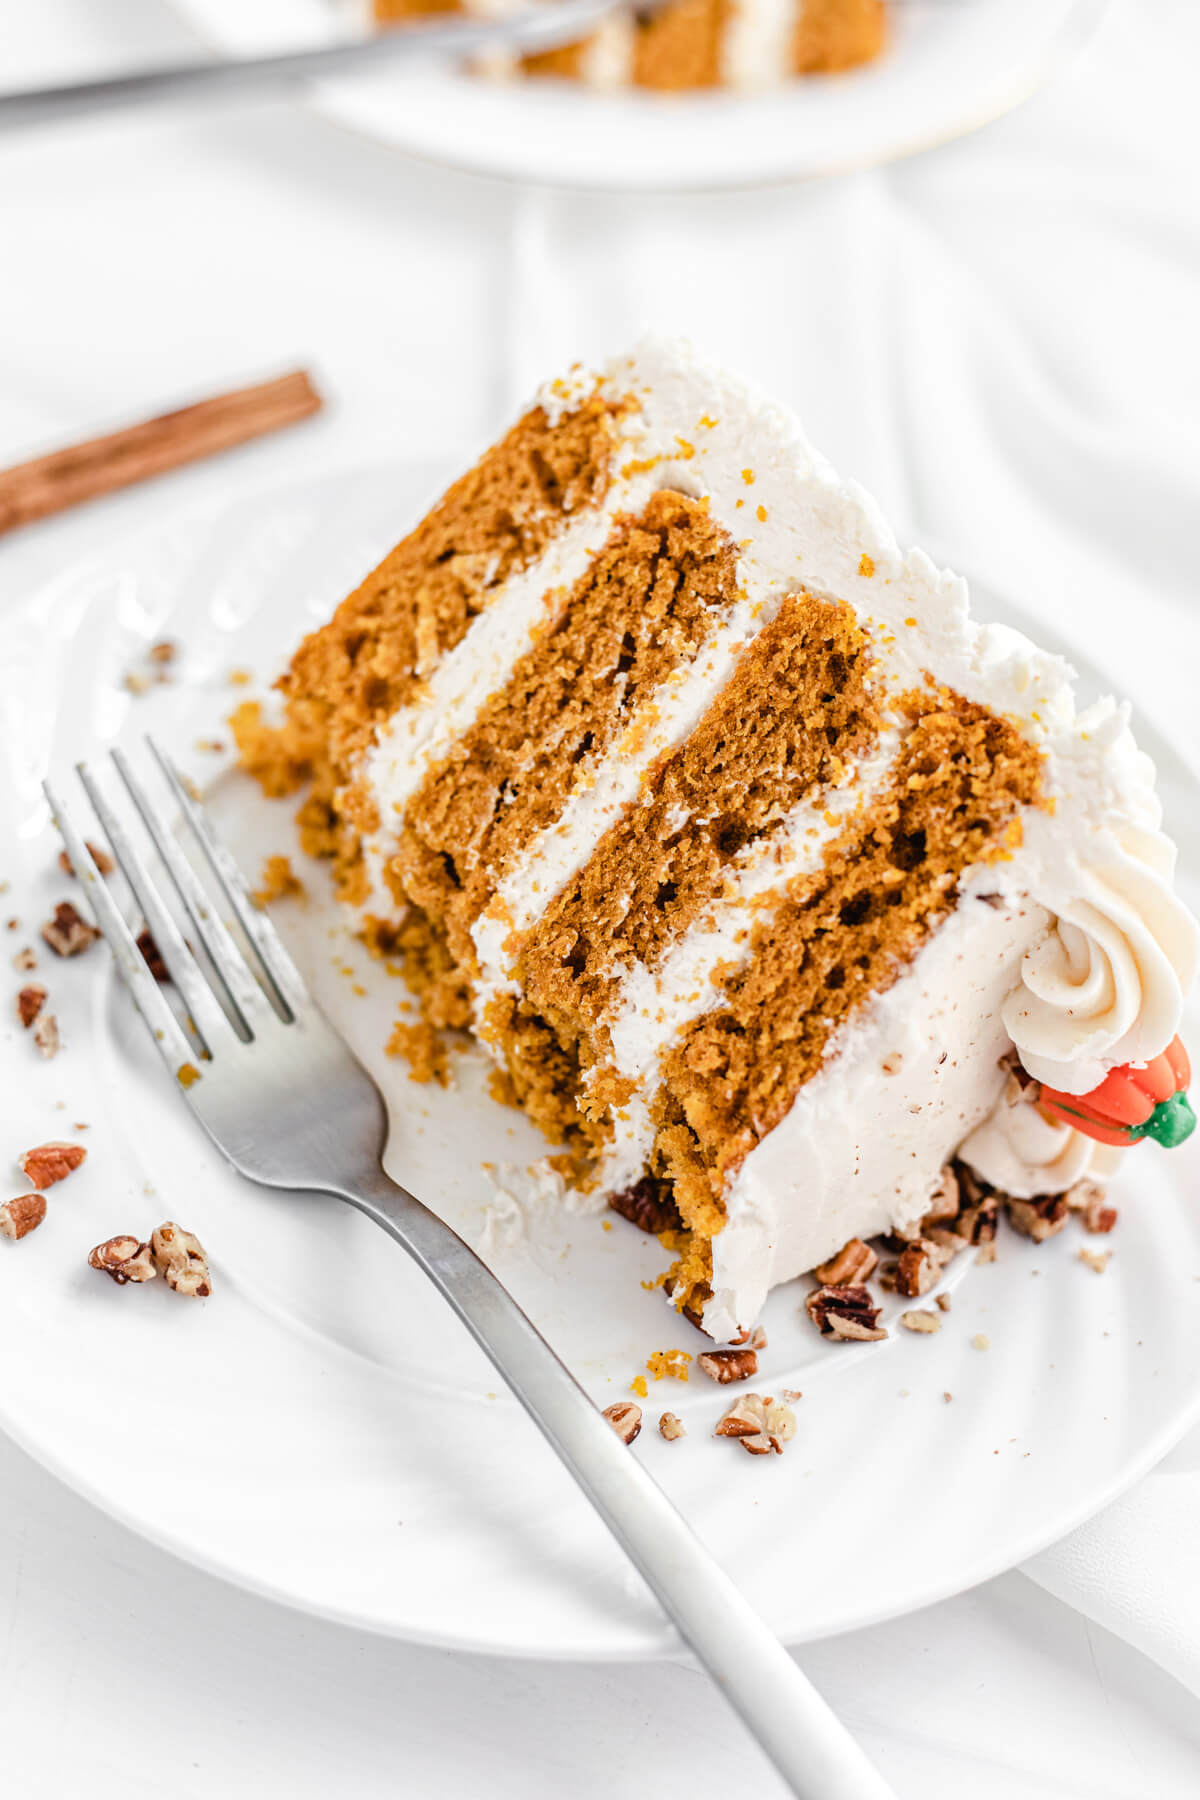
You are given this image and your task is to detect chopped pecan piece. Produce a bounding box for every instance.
[58,841,115,878]
[19,1141,87,1190]
[658,1412,685,1441]
[0,1193,47,1240]
[12,946,37,972]
[1005,1194,1069,1243]
[32,1012,61,1058]
[151,1222,212,1297]
[1079,1247,1111,1274]
[920,1164,961,1227]
[945,1161,999,1245]
[1065,1179,1118,1234]
[696,1348,758,1385]
[814,1237,879,1286]
[88,1235,157,1284]
[41,901,100,958]
[895,1239,949,1298]
[899,1309,942,1335]
[149,639,177,665]
[608,1176,682,1236]
[602,1400,642,1444]
[16,984,47,1028]
[715,1393,796,1456]
[804,1284,887,1342]
[137,928,170,983]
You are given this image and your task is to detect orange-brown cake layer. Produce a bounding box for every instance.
[231,394,625,898]
[629,0,729,90]
[792,0,885,73]
[516,589,881,1040]
[387,490,741,975]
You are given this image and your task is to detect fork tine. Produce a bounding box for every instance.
[148,737,308,1018]
[75,760,239,1060]
[110,745,279,1037]
[43,777,201,1084]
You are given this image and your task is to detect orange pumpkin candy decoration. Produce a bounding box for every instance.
[1038,1036,1195,1149]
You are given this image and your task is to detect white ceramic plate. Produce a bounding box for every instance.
[169,0,1109,191]
[3,462,1200,1659]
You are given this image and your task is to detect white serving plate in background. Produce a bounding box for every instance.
[1,461,1198,1658]
[169,0,1109,191]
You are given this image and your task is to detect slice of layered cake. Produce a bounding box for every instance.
[373,0,885,91]
[236,340,1197,1339]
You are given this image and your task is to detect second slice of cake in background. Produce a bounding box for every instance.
[373,0,886,92]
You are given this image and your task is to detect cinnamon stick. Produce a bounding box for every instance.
[0,369,323,535]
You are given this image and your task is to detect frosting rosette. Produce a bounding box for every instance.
[960,1090,1124,1201]
[1003,824,1199,1096]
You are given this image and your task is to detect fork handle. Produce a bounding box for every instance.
[338,1169,896,1800]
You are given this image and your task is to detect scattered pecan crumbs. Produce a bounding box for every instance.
[714,1393,796,1456]
[0,1193,47,1241]
[151,1222,212,1296]
[659,1412,685,1441]
[88,1235,157,1283]
[149,640,177,665]
[41,901,100,958]
[1065,1178,1118,1234]
[58,841,114,878]
[19,1141,86,1189]
[804,1284,887,1342]
[12,946,37,972]
[975,1241,997,1266]
[972,1333,991,1351]
[935,1293,952,1313]
[923,1164,961,1225]
[899,1309,942,1335]
[815,1236,879,1286]
[16,984,47,1028]
[1005,1194,1069,1243]
[608,1175,682,1236]
[895,1238,953,1298]
[124,669,154,695]
[697,1348,759,1385]
[136,928,170,983]
[602,1400,642,1444]
[1079,1248,1111,1274]
[32,1013,61,1058]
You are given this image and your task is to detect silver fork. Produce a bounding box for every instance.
[45,742,896,1800]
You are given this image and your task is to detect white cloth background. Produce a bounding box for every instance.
[2,1,1200,1793]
